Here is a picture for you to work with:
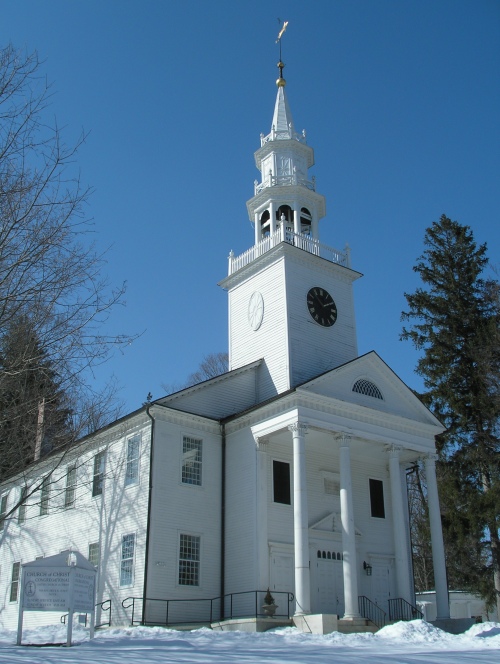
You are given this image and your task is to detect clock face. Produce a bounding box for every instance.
[248,291,264,330]
[307,287,337,327]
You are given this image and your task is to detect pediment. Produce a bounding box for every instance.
[310,511,362,536]
[298,351,443,430]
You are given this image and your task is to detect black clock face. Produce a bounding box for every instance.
[307,287,337,327]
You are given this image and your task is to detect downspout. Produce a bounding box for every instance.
[142,405,156,625]
[220,421,226,620]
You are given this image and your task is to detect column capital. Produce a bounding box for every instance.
[254,436,269,450]
[335,432,351,448]
[385,444,403,458]
[423,452,439,463]
[288,421,308,436]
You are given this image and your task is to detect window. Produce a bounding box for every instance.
[65,466,77,508]
[178,534,200,586]
[92,450,106,497]
[40,476,50,516]
[125,435,141,486]
[273,460,291,504]
[120,534,135,586]
[0,494,7,531]
[18,487,27,525]
[88,542,99,568]
[369,479,385,518]
[181,436,202,486]
[10,562,20,602]
[353,379,383,400]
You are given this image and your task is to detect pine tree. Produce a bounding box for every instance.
[401,214,500,615]
[0,316,72,481]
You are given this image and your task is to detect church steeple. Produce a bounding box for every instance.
[220,52,359,402]
[245,61,326,248]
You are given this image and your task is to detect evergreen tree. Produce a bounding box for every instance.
[0,316,72,481]
[401,214,500,615]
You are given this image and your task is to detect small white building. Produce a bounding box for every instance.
[0,63,451,632]
[417,591,498,623]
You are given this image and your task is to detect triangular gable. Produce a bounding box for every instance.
[298,351,443,429]
[310,511,362,536]
[156,360,262,419]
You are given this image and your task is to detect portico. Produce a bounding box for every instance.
[245,353,450,629]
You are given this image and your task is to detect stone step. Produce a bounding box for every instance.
[338,618,379,634]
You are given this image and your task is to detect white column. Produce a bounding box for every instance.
[311,210,319,241]
[387,445,412,603]
[424,453,450,619]
[289,421,310,616]
[338,433,360,619]
[255,212,261,245]
[293,207,300,235]
[270,202,276,236]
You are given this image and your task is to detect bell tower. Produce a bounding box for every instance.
[247,61,326,245]
[219,61,361,402]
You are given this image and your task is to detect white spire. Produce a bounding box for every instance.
[271,85,295,136]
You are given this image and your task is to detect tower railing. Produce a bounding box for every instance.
[228,225,350,275]
[260,126,307,145]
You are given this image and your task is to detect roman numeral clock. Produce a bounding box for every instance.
[307,287,338,327]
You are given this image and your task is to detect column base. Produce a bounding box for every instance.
[293,614,338,634]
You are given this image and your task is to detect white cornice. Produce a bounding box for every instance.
[219,241,361,291]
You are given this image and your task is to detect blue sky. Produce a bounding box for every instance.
[2,0,499,413]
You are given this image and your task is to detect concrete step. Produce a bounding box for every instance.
[338,618,379,634]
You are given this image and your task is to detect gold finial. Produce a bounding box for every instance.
[276,60,286,87]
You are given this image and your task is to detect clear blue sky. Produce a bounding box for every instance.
[2,0,499,413]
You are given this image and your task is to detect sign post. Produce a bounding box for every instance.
[16,550,97,647]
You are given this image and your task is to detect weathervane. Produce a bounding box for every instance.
[276,18,288,86]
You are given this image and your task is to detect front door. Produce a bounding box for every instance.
[311,547,345,616]
[270,551,295,613]
[371,559,393,615]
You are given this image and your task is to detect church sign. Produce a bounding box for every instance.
[17,550,96,646]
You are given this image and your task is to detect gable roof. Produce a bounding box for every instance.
[155,359,262,419]
[296,351,443,429]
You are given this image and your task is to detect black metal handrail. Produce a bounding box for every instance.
[96,599,112,628]
[224,590,294,621]
[358,595,386,628]
[122,590,295,627]
[388,597,423,622]
[60,599,112,628]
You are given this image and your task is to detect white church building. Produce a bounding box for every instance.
[0,62,451,633]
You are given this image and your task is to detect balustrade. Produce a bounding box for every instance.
[228,226,349,275]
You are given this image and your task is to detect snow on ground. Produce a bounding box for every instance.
[0,620,499,664]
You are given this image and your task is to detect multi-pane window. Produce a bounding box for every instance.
[88,542,99,568]
[178,534,200,586]
[18,487,27,525]
[40,476,50,516]
[10,562,20,602]
[65,466,77,508]
[0,494,7,531]
[92,450,106,497]
[120,534,135,586]
[181,436,202,486]
[369,479,386,518]
[273,460,291,504]
[125,435,141,487]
